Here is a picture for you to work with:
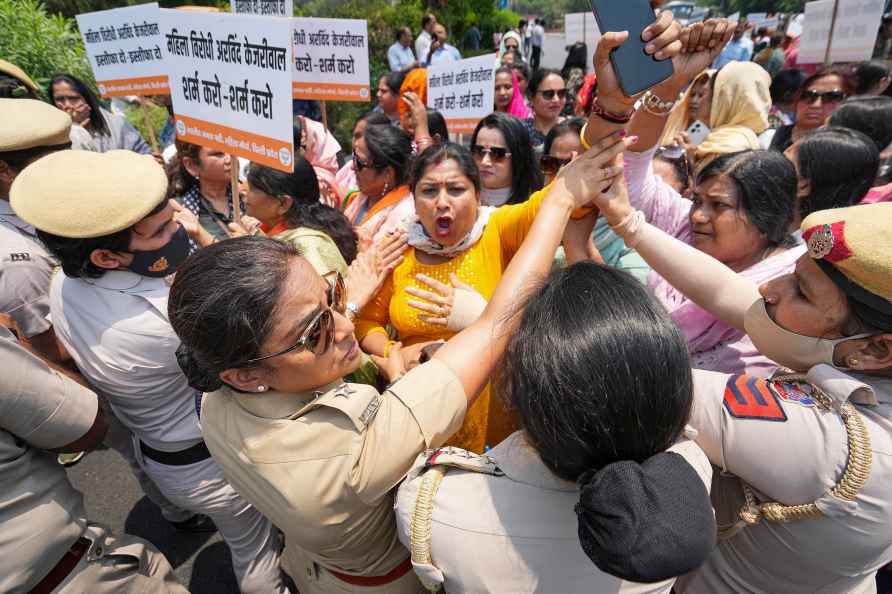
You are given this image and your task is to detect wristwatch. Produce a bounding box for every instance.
[345,301,359,320]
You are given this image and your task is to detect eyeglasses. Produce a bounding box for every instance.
[539,154,571,176]
[470,145,511,162]
[800,89,846,105]
[537,89,567,101]
[354,155,379,172]
[243,272,345,364]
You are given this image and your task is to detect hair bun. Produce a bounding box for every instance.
[176,344,223,392]
[574,452,716,583]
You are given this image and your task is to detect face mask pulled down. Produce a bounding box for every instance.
[128,225,191,278]
[744,299,872,372]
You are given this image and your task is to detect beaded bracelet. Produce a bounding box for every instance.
[590,98,634,124]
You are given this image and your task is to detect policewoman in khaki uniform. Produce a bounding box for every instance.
[590,168,892,592]
[394,263,716,593]
[0,325,188,594]
[166,135,630,593]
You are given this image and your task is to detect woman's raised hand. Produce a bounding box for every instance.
[550,129,636,210]
[660,19,734,93]
[593,11,683,113]
[346,228,407,310]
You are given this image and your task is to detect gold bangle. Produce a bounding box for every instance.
[580,122,592,151]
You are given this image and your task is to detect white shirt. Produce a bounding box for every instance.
[388,41,416,72]
[49,270,202,452]
[415,30,433,66]
[395,431,713,593]
[532,24,545,47]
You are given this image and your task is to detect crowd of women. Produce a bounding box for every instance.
[2,8,892,594]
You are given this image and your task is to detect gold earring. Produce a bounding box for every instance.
[847,357,860,368]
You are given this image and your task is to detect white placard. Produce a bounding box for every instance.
[829,0,885,62]
[565,12,585,46]
[426,53,497,134]
[798,0,834,63]
[160,9,294,172]
[230,0,292,17]
[728,12,741,22]
[787,13,805,37]
[291,17,370,102]
[76,3,168,97]
[746,12,768,26]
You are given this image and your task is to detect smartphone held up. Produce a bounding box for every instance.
[589,0,674,96]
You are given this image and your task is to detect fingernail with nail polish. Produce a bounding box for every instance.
[628,135,639,144]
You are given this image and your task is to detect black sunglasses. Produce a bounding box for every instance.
[538,89,567,100]
[354,155,380,172]
[800,89,846,104]
[243,272,345,364]
[470,145,511,162]
[539,154,571,176]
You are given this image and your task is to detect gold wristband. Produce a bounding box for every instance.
[580,122,592,151]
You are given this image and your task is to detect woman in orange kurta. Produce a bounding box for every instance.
[356,143,546,452]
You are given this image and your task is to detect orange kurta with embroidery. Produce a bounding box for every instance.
[355,187,546,452]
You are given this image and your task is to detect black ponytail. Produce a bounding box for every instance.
[247,157,358,263]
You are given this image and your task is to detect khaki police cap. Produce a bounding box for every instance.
[801,202,892,316]
[10,150,168,239]
[0,59,39,93]
[0,99,71,152]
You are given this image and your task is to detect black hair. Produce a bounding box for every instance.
[425,109,449,143]
[770,69,807,106]
[421,14,435,28]
[696,150,796,247]
[37,227,130,279]
[654,147,692,195]
[795,127,878,219]
[828,96,892,152]
[519,19,527,28]
[410,142,480,194]
[471,112,543,204]
[769,32,784,47]
[495,262,693,482]
[247,157,358,263]
[363,124,413,187]
[0,142,72,171]
[0,74,36,99]
[853,60,891,95]
[353,111,391,136]
[511,61,531,84]
[543,117,585,156]
[165,140,202,198]
[395,26,411,41]
[380,70,404,96]
[48,74,109,136]
[527,68,563,98]
[169,236,301,392]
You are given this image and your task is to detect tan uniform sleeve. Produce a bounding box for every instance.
[0,334,98,449]
[0,251,53,338]
[351,359,466,504]
[690,369,846,506]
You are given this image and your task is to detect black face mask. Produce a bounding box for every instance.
[127,225,191,278]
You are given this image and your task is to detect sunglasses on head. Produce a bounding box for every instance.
[800,89,846,104]
[538,89,567,100]
[539,154,571,176]
[470,145,511,162]
[242,272,346,364]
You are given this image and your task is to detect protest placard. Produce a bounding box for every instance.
[76,3,168,97]
[798,0,834,63]
[160,9,294,172]
[426,53,496,134]
[291,18,370,102]
[827,0,884,62]
[565,13,585,46]
[230,0,293,17]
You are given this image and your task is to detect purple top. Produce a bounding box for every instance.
[624,147,805,377]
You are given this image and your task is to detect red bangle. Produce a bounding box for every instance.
[590,99,633,124]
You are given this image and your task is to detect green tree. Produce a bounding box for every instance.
[0,0,95,96]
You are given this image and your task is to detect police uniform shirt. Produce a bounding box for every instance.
[0,199,37,240]
[199,358,467,578]
[394,431,713,594]
[0,216,54,338]
[49,270,202,452]
[677,366,892,594]
[0,328,95,593]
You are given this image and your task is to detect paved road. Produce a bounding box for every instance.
[67,445,239,594]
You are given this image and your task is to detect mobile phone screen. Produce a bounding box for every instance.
[589,0,674,96]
